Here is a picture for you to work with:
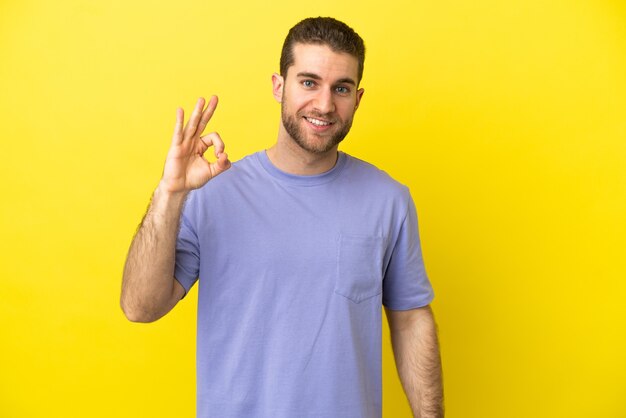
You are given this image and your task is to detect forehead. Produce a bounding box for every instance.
[289,43,359,82]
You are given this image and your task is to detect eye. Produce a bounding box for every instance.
[335,86,350,94]
[302,80,315,88]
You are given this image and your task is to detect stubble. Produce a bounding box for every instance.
[281,105,354,154]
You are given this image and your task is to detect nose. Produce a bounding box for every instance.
[312,88,335,115]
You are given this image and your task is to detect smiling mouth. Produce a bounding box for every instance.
[304,116,334,127]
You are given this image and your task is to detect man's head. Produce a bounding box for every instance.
[280,17,366,86]
[273,18,366,155]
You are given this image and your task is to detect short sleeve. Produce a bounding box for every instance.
[382,194,434,310]
[174,193,200,295]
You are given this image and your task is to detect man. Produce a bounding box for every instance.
[121,17,444,418]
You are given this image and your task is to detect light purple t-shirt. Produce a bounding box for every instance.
[175,151,433,418]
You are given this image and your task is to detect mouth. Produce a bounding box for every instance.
[304,116,334,127]
[303,116,335,133]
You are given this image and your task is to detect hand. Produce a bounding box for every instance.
[160,96,231,194]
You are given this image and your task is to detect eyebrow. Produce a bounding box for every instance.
[296,72,356,86]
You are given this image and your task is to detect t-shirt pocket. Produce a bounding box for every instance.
[334,234,384,303]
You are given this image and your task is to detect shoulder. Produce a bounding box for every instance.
[184,151,264,207]
[217,151,261,180]
[342,153,411,200]
[207,151,263,185]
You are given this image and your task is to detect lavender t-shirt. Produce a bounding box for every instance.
[175,151,433,418]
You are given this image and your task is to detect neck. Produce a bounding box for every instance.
[266,129,339,176]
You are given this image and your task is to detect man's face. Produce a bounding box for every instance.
[273,43,364,154]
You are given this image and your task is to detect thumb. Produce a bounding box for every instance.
[209,152,231,179]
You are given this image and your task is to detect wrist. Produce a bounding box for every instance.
[157,179,189,200]
[153,181,189,214]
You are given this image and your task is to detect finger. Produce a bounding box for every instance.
[183,97,206,138]
[195,95,218,136]
[171,107,184,145]
[197,131,217,155]
[198,133,214,154]
[200,132,225,158]
[210,152,231,178]
[196,136,210,155]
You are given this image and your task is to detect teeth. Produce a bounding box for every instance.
[306,117,331,126]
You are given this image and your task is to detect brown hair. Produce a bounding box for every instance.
[280,17,366,84]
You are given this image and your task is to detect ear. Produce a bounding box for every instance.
[272,73,284,103]
[354,88,365,111]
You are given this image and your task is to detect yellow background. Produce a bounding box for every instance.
[1,0,625,416]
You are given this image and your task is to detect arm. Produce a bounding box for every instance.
[385,304,444,418]
[120,184,188,322]
[120,96,231,322]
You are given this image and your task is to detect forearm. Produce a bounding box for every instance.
[388,306,444,418]
[121,182,188,322]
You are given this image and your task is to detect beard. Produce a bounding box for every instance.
[281,105,354,154]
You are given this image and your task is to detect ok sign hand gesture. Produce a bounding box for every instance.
[161,96,231,194]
